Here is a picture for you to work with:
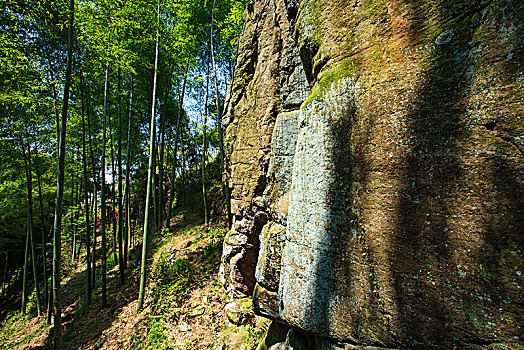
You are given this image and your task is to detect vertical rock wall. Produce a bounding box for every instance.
[220,0,311,315]
[222,0,524,349]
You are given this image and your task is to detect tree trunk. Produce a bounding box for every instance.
[25,140,42,315]
[52,0,74,346]
[92,185,98,289]
[86,82,97,289]
[138,1,160,312]
[165,61,189,228]
[2,252,9,297]
[21,223,30,314]
[101,62,109,308]
[124,78,133,268]
[0,255,3,296]
[202,60,210,225]
[152,132,158,231]
[80,75,92,304]
[34,146,48,309]
[47,59,61,141]
[109,107,117,262]
[75,181,83,259]
[76,181,80,258]
[46,227,53,324]
[124,187,129,249]
[29,216,42,315]
[158,112,165,226]
[1,253,7,297]
[210,0,232,228]
[70,170,76,260]
[158,64,173,225]
[117,68,124,285]
[181,139,187,208]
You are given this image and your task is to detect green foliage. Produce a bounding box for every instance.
[142,316,168,350]
[216,0,247,56]
[0,0,65,260]
[152,254,193,301]
[77,0,157,72]
[159,226,170,237]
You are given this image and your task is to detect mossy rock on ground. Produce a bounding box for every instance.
[225,295,254,325]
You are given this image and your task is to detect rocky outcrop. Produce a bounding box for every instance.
[222,0,524,349]
[220,0,311,317]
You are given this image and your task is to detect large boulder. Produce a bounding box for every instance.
[223,0,524,348]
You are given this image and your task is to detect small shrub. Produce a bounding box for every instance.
[160,227,170,237]
[152,255,193,302]
[206,226,227,241]
[143,317,167,349]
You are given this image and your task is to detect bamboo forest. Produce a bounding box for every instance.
[1,0,523,349]
[1,0,244,348]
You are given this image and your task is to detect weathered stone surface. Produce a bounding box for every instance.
[221,0,310,306]
[220,227,260,296]
[266,111,301,225]
[253,283,280,320]
[279,78,356,337]
[285,329,316,350]
[224,0,524,349]
[213,326,251,350]
[221,0,283,300]
[317,343,401,350]
[256,222,286,291]
[224,296,253,325]
[280,39,311,110]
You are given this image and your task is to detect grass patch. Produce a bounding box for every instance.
[142,316,169,350]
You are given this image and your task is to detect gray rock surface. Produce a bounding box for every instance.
[279,78,355,337]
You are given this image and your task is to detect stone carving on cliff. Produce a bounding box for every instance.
[223,0,523,348]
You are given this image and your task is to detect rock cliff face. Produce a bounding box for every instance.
[221,0,523,349]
